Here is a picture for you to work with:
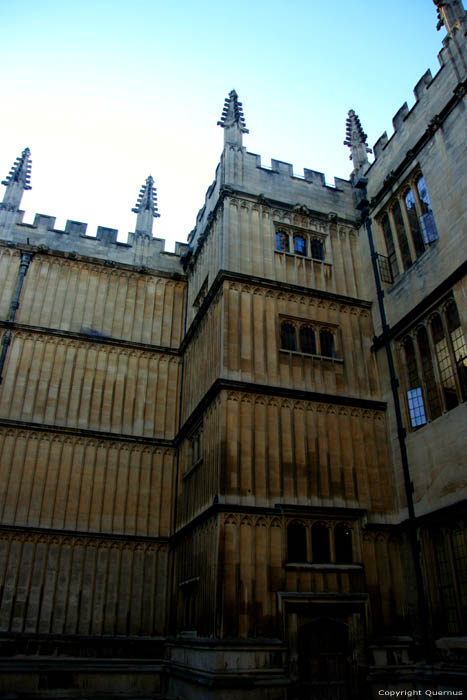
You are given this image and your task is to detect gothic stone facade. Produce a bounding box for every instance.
[0,5,466,699]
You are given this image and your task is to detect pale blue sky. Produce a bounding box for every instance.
[1,0,445,250]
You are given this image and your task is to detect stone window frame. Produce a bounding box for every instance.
[279,315,341,361]
[182,422,204,479]
[399,297,466,430]
[275,224,327,262]
[376,169,438,281]
[285,518,357,567]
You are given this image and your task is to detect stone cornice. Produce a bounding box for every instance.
[0,418,176,449]
[0,240,186,282]
[0,522,170,547]
[177,377,387,443]
[371,259,467,349]
[181,269,372,352]
[0,320,181,357]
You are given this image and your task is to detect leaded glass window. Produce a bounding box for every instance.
[404,188,425,257]
[392,201,412,270]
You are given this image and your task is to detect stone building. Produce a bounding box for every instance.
[0,2,465,698]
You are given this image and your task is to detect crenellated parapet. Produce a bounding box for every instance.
[0,208,188,273]
[366,29,466,203]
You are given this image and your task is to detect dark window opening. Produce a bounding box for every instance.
[431,314,458,411]
[381,214,399,279]
[300,326,316,354]
[288,522,307,562]
[281,322,297,351]
[392,201,412,271]
[335,524,353,564]
[312,523,330,563]
[311,239,324,261]
[320,330,335,358]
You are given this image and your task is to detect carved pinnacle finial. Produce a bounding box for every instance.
[217,90,249,146]
[344,109,372,172]
[1,147,32,211]
[132,175,160,236]
[433,0,465,33]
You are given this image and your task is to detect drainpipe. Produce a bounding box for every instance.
[0,250,33,383]
[355,178,432,663]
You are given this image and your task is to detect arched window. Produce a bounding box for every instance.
[300,326,316,354]
[288,522,307,562]
[281,322,297,351]
[294,235,306,256]
[311,239,324,261]
[320,330,335,358]
[312,523,330,563]
[334,524,353,563]
[431,313,458,410]
[417,327,442,420]
[416,175,433,214]
[416,175,438,243]
[381,214,399,279]
[446,301,467,399]
[404,188,425,257]
[276,231,289,252]
[404,337,426,428]
[392,201,412,271]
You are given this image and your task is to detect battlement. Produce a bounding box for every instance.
[367,32,466,197]
[189,146,357,251]
[0,209,188,273]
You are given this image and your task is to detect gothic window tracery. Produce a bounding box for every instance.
[378,170,438,282]
[280,319,339,359]
[400,297,465,429]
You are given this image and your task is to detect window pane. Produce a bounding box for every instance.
[431,314,458,410]
[404,189,425,257]
[276,231,289,252]
[416,176,432,214]
[312,524,330,563]
[392,201,412,270]
[417,327,442,420]
[311,239,324,261]
[407,388,427,427]
[281,322,297,350]
[288,523,307,562]
[300,326,316,354]
[320,330,335,357]
[335,524,353,564]
[381,214,399,278]
[294,235,306,255]
[417,176,438,243]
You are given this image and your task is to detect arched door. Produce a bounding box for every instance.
[298,618,349,700]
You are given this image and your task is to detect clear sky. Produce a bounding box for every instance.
[1,0,446,251]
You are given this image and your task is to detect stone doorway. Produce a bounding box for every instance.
[297,618,349,700]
